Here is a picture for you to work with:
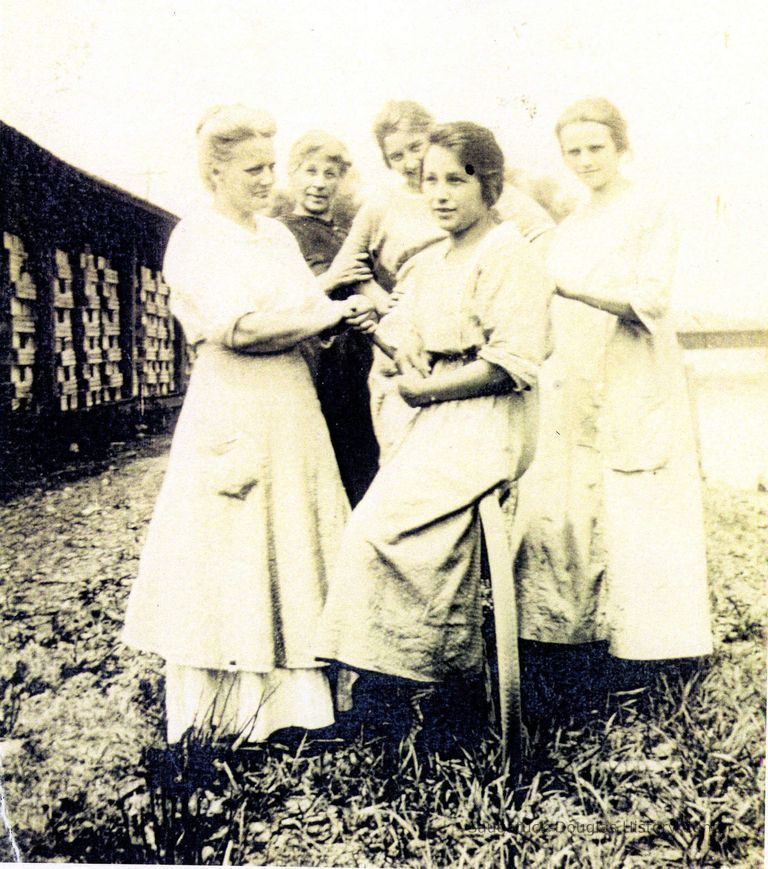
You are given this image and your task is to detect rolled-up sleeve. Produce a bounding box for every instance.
[165,214,339,350]
[495,185,556,244]
[560,198,679,335]
[372,258,420,350]
[473,225,554,390]
[328,199,378,277]
[626,203,678,334]
[165,221,254,346]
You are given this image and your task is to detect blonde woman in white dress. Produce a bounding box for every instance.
[122,105,376,744]
[535,97,713,664]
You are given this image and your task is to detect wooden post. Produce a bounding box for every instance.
[68,243,88,412]
[26,236,57,416]
[112,217,138,403]
[0,234,13,420]
[684,361,704,477]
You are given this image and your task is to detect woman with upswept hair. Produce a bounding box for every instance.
[279,130,379,505]
[122,105,376,744]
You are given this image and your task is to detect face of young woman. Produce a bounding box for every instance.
[291,155,342,219]
[382,129,430,190]
[421,144,487,236]
[211,137,275,219]
[558,121,621,192]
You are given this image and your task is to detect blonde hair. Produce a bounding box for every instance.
[555,97,630,153]
[287,130,352,178]
[196,104,276,190]
[372,100,434,163]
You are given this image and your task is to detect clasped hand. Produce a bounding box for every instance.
[394,331,433,406]
[342,295,378,333]
[394,331,430,377]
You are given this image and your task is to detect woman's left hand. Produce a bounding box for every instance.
[398,371,433,407]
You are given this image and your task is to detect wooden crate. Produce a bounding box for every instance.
[3,233,38,410]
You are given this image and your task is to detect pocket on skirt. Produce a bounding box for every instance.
[205,431,266,500]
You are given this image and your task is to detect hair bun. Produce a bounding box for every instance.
[196,104,276,140]
[196,104,277,192]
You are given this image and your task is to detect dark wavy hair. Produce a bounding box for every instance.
[427,122,505,206]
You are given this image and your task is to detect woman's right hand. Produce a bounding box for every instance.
[394,331,431,377]
[342,295,378,333]
[320,253,373,293]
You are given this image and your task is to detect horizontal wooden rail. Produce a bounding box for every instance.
[678,329,768,350]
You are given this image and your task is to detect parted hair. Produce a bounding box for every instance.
[287,130,352,178]
[554,97,630,153]
[196,104,276,191]
[372,100,434,161]
[428,122,505,207]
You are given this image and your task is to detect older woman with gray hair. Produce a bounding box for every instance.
[279,130,379,504]
[122,105,376,744]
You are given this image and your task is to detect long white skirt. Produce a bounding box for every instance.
[165,664,334,744]
[602,449,713,660]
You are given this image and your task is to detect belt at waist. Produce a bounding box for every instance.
[428,347,478,364]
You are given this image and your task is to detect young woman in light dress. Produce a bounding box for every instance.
[317,124,551,719]
[122,105,376,744]
[326,100,555,464]
[515,97,712,676]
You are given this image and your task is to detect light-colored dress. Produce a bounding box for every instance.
[316,223,552,682]
[331,182,555,459]
[512,294,610,644]
[531,185,713,659]
[333,182,554,294]
[121,205,350,741]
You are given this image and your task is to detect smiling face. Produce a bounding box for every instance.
[421,144,487,236]
[211,136,275,222]
[558,121,621,192]
[291,154,343,219]
[382,129,430,190]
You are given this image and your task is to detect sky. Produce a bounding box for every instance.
[1,0,766,317]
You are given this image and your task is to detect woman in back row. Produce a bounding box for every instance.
[279,131,379,505]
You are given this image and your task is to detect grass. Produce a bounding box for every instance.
[0,442,764,866]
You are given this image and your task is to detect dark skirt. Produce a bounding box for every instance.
[316,330,379,506]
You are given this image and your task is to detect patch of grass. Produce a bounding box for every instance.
[0,467,764,865]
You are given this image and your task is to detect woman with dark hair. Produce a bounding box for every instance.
[316,122,552,691]
[279,131,379,504]
[517,97,712,665]
[324,100,556,464]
